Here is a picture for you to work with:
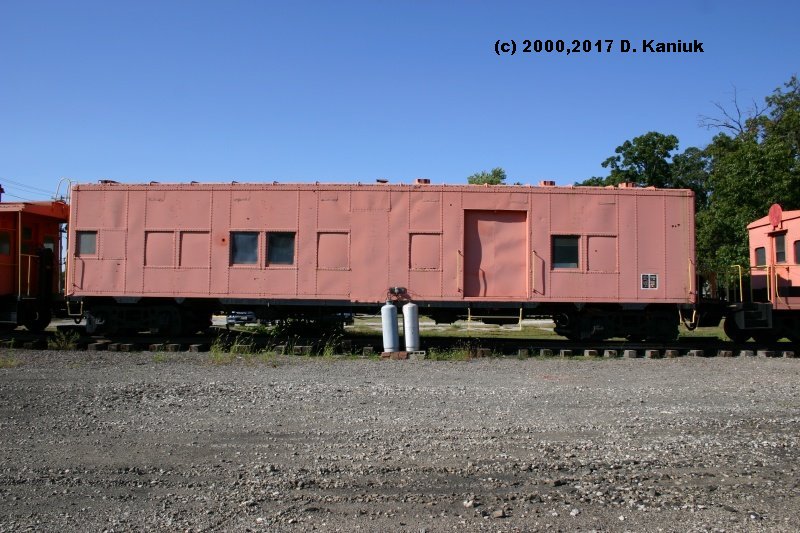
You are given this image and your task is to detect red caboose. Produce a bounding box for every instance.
[725,204,800,342]
[0,200,69,331]
[66,181,696,340]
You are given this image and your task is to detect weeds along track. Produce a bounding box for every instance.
[0,325,796,358]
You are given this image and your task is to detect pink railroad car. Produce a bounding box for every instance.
[66,181,696,340]
[724,204,800,343]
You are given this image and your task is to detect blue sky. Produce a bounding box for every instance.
[1,0,798,200]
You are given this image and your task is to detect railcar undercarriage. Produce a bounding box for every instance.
[74,297,687,343]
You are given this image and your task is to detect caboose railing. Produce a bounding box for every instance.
[729,264,744,303]
[749,265,770,303]
[773,264,798,303]
[747,263,798,304]
[20,253,40,297]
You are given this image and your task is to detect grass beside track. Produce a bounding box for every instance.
[344,315,731,342]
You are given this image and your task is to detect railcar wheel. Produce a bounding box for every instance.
[723,317,750,343]
[23,308,51,333]
[752,331,779,344]
[153,307,182,337]
[778,317,800,344]
[85,310,119,335]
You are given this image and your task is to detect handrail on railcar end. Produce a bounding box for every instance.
[54,177,74,203]
[729,264,743,304]
[456,250,462,294]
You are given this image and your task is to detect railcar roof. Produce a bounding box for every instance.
[72,181,695,196]
[0,201,69,220]
[748,209,800,229]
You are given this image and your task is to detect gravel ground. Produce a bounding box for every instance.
[1,351,799,532]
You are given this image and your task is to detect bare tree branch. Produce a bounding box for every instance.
[698,84,765,135]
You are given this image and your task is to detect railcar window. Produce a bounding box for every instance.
[230,232,258,264]
[553,236,579,269]
[43,236,56,251]
[795,240,800,263]
[755,247,766,266]
[267,232,295,265]
[76,231,97,256]
[775,234,786,263]
[0,232,9,255]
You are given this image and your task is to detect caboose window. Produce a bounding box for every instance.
[76,231,97,256]
[0,232,9,255]
[775,234,786,263]
[553,236,579,268]
[267,232,295,265]
[230,232,258,264]
[795,240,800,264]
[755,247,766,266]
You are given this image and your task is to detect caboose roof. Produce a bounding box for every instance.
[0,201,70,221]
[747,209,800,230]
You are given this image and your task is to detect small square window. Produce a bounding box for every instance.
[0,232,9,255]
[267,232,295,265]
[795,240,800,264]
[231,232,258,264]
[553,236,579,269]
[76,231,97,256]
[755,247,766,266]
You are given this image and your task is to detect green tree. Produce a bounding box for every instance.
[671,146,711,209]
[576,131,710,210]
[599,131,679,188]
[696,75,800,273]
[467,167,506,185]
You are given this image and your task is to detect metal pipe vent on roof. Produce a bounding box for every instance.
[414,178,431,185]
[538,180,556,187]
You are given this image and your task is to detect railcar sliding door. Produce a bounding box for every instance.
[463,210,527,298]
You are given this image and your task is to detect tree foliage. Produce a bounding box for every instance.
[467,167,506,185]
[576,131,710,210]
[599,131,679,188]
[697,75,800,272]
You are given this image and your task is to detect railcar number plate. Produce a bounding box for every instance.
[641,274,658,290]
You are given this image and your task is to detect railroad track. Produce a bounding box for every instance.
[1,325,796,358]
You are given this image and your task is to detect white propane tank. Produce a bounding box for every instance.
[381,301,399,353]
[402,302,420,352]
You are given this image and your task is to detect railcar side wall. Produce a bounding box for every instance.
[67,184,695,306]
